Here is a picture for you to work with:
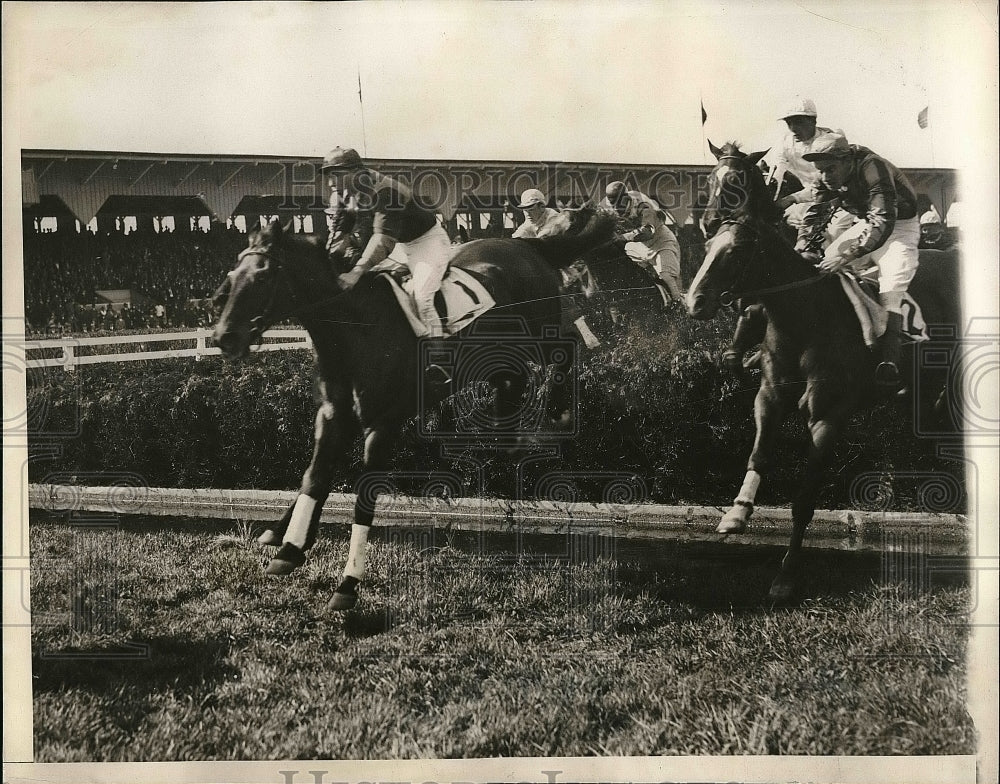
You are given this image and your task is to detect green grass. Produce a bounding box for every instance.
[30,514,974,761]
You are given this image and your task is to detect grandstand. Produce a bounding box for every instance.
[20,149,959,336]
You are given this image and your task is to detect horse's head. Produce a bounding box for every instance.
[703,140,772,239]
[213,221,330,359]
[687,219,762,319]
[562,203,600,236]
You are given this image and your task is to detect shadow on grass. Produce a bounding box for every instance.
[33,633,238,694]
[341,607,394,638]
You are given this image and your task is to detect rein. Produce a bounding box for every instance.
[715,218,827,306]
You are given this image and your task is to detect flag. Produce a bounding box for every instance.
[701,101,708,125]
[917,106,929,129]
[358,70,363,104]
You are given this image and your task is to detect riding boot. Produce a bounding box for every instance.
[723,303,767,376]
[875,311,903,388]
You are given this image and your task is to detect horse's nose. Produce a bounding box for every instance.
[687,291,709,319]
[212,280,231,309]
[214,329,239,357]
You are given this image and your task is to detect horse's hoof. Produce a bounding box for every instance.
[768,576,799,606]
[718,504,751,534]
[328,576,360,612]
[265,542,306,575]
[257,529,282,547]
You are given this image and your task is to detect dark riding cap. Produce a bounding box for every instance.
[801,132,851,162]
[321,147,364,171]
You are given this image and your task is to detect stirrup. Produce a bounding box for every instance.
[424,363,452,386]
[874,361,901,387]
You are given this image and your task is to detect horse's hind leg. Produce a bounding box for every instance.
[769,414,843,605]
[329,422,401,611]
[264,400,358,575]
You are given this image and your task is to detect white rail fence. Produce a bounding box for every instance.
[23,328,312,369]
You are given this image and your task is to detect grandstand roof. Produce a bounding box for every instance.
[97,195,214,217]
[22,194,78,221]
[231,194,325,215]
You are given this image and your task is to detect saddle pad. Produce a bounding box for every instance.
[379,266,496,338]
[838,273,928,346]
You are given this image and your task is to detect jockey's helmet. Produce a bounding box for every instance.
[802,132,850,161]
[516,189,546,209]
[778,97,817,120]
[322,147,364,171]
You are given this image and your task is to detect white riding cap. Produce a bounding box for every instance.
[779,98,818,120]
[517,188,546,209]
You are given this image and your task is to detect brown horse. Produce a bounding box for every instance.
[212,211,615,610]
[687,215,960,603]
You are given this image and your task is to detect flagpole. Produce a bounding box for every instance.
[928,115,936,169]
[699,92,707,164]
[358,67,368,157]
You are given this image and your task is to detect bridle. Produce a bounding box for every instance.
[234,244,299,345]
[713,218,825,307]
[229,239,354,344]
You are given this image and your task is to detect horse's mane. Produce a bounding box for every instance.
[523,206,617,267]
[716,140,745,159]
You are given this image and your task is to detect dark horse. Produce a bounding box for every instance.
[703,139,793,241]
[561,205,678,338]
[212,211,616,610]
[689,146,961,603]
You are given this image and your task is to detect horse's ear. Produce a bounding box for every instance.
[707,139,724,161]
[747,148,771,166]
[282,219,294,236]
[260,219,283,242]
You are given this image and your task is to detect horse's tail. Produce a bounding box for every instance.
[523,213,617,268]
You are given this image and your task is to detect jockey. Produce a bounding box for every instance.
[771,98,835,229]
[797,131,921,386]
[322,146,452,338]
[626,204,684,303]
[602,181,661,233]
[512,188,570,238]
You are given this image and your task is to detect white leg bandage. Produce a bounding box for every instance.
[343,524,370,580]
[283,494,317,549]
[735,470,762,505]
[574,317,600,349]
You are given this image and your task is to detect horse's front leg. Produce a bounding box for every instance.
[719,378,788,533]
[329,422,401,611]
[264,399,358,575]
[769,411,845,605]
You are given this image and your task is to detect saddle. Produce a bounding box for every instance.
[376,262,496,338]
[838,271,928,346]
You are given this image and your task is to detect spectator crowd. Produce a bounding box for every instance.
[23,214,709,338]
[23,227,245,337]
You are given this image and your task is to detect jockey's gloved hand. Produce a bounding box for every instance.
[632,226,654,243]
[337,268,364,290]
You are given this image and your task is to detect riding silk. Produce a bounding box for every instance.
[821,145,919,256]
[365,174,438,243]
[378,263,496,338]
